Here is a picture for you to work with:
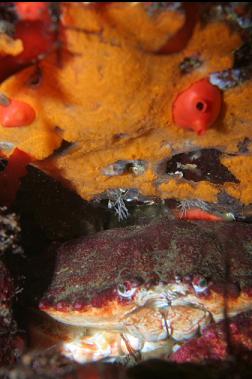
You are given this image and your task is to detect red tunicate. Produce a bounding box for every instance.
[15,2,50,22]
[0,3,55,82]
[0,99,36,127]
[172,78,222,135]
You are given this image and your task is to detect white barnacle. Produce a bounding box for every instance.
[167,171,183,179]
[0,141,15,151]
[210,69,243,90]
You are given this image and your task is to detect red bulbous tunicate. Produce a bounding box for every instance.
[0,99,36,127]
[14,20,55,65]
[15,2,50,22]
[172,78,222,135]
[0,3,55,82]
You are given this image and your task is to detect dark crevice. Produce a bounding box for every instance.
[15,166,107,242]
[164,149,239,185]
[0,3,17,36]
[50,138,76,158]
[210,34,252,90]
[26,64,43,88]
[234,41,252,69]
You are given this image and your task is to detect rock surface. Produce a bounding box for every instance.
[169,311,252,363]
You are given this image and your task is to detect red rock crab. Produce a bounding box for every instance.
[38,218,252,363]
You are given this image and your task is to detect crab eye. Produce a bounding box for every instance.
[199,278,207,288]
[192,276,208,295]
[117,282,137,299]
[172,78,222,135]
[118,283,127,294]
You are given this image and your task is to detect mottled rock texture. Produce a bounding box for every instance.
[170,311,252,363]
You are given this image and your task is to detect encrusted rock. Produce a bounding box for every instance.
[0,206,22,256]
[169,311,252,363]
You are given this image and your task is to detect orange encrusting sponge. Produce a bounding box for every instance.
[0,3,251,206]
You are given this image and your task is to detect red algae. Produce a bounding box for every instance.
[170,311,252,363]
